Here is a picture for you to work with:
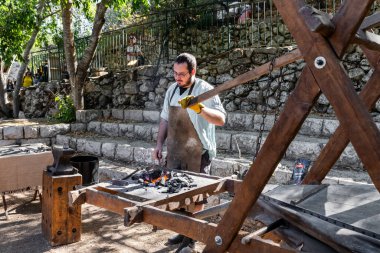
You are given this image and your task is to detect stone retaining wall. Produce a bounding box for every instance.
[0,123,75,146]
[22,47,377,118]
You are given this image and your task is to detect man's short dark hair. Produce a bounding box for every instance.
[175,53,197,73]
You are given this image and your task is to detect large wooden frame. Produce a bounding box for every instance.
[69,1,380,252]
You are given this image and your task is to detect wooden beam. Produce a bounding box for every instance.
[303,47,380,184]
[329,0,374,58]
[153,179,228,209]
[192,201,231,220]
[299,5,335,37]
[68,189,86,207]
[279,0,380,190]
[85,188,138,215]
[202,1,375,252]
[241,219,284,245]
[359,12,380,31]
[189,49,302,106]
[353,32,380,52]
[124,205,296,253]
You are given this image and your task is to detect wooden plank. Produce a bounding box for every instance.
[280,0,380,186]
[153,179,227,209]
[85,187,138,215]
[41,172,82,246]
[328,0,374,58]
[303,38,380,183]
[126,205,296,253]
[353,33,380,52]
[203,65,322,253]
[299,5,335,36]
[302,56,380,184]
[202,1,375,252]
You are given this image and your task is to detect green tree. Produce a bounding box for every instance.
[60,0,154,110]
[0,0,60,118]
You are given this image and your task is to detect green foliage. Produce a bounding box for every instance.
[53,94,76,123]
[0,0,37,63]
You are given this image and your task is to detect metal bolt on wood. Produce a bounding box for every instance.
[314,56,326,69]
[215,235,223,246]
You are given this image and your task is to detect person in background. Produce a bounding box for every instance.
[126,35,143,66]
[22,72,33,88]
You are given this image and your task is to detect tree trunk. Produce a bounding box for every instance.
[13,0,46,118]
[61,0,78,107]
[62,1,108,110]
[0,61,10,117]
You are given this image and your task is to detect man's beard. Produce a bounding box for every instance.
[182,76,194,88]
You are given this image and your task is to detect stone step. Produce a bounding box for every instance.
[76,109,351,139]
[56,129,361,178]
[79,120,361,168]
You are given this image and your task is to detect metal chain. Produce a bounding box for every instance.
[274,64,284,123]
[253,56,276,160]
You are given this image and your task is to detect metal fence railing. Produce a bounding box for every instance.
[30,0,361,81]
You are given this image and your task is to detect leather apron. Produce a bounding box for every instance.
[166,84,203,173]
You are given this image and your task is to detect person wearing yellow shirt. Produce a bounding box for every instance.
[22,72,33,88]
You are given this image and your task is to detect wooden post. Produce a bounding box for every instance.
[41,170,82,246]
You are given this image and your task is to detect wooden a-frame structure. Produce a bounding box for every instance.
[65,1,380,252]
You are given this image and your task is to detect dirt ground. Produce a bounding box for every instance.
[0,191,205,253]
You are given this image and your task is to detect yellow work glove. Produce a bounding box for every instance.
[178,95,204,114]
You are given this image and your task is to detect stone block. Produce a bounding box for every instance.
[56,135,77,150]
[152,125,159,141]
[112,109,124,120]
[134,147,155,164]
[299,118,323,137]
[40,124,70,138]
[322,119,339,137]
[253,114,276,131]
[21,138,51,146]
[231,133,257,154]
[70,123,86,132]
[87,121,101,134]
[101,122,120,137]
[85,140,102,156]
[3,126,24,139]
[102,110,112,119]
[338,145,360,167]
[24,125,39,139]
[226,112,254,130]
[76,110,102,123]
[56,135,70,146]
[102,142,117,159]
[286,139,324,160]
[124,110,143,122]
[143,111,160,123]
[76,138,87,153]
[115,144,134,162]
[211,158,240,177]
[0,140,16,146]
[119,123,135,138]
[134,125,152,140]
[216,132,231,150]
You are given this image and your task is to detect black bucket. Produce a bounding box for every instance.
[70,155,99,185]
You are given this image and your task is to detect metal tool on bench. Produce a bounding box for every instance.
[47,145,78,176]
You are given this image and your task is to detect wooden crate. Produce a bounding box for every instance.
[41,171,82,246]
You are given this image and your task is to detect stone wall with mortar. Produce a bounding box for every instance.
[83,46,375,116]
[22,46,377,119]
